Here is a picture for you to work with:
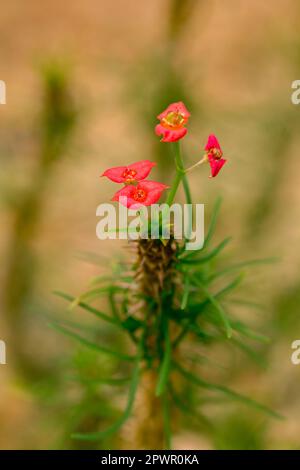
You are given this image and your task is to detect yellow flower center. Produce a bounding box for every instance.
[133,188,147,202]
[162,111,186,129]
[122,168,137,181]
[209,148,223,160]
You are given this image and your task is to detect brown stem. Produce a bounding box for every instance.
[120,238,181,449]
[122,369,164,450]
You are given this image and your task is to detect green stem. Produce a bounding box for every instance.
[166,141,186,206]
[165,142,193,242]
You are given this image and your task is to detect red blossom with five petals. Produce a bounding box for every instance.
[205,134,227,178]
[101,160,156,183]
[111,181,169,208]
[155,101,190,143]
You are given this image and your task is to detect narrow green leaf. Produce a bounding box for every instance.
[180,277,190,310]
[89,275,114,286]
[206,258,278,283]
[226,298,265,311]
[72,347,141,441]
[109,289,122,322]
[54,290,120,327]
[48,322,135,362]
[67,286,123,309]
[215,275,244,299]
[156,321,172,396]
[204,196,222,248]
[172,277,242,347]
[231,320,270,344]
[192,277,232,338]
[68,376,130,386]
[181,237,232,263]
[231,338,267,369]
[169,384,214,433]
[174,362,283,420]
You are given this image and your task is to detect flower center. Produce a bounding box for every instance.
[162,111,185,129]
[133,188,147,202]
[122,168,137,181]
[209,148,223,160]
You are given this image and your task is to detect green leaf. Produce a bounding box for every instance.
[68,376,130,386]
[180,277,190,310]
[169,384,214,433]
[215,275,244,299]
[230,320,270,344]
[206,258,278,283]
[72,346,141,441]
[48,322,135,362]
[156,320,172,396]
[89,275,114,286]
[181,237,232,263]
[54,290,121,327]
[231,338,267,369]
[185,322,214,342]
[122,316,143,333]
[226,298,265,311]
[174,362,283,420]
[204,196,222,248]
[108,289,122,322]
[68,286,123,309]
[192,277,232,338]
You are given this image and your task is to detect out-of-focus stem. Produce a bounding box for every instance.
[3,63,77,380]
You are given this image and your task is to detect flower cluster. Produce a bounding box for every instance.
[101,101,228,207]
[101,160,168,208]
[155,101,227,178]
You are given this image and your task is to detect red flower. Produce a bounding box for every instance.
[155,101,190,142]
[205,134,227,178]
[112,181,169,208]
[101,160,156,183]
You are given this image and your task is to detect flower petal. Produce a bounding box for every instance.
[208,156,227,178]
[157,101,190,120]
[127,160,156,180]
[138,180,169,191]
[155,124,187,143]
[102,160,156,183]
[138,181,169,206]
[111,185,136,207]
[205,134,221,151]
[112,181,168,208]
[101,166,127,183]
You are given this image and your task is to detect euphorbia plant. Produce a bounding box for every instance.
[54,101,280,450]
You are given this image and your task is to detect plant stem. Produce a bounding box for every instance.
[166,141,186,205]
[165,141,193,242]
[185,156,206,173]
[166,141,192,207]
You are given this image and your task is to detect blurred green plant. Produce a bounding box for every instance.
[213,411,267,450]
[3,61,77,379]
